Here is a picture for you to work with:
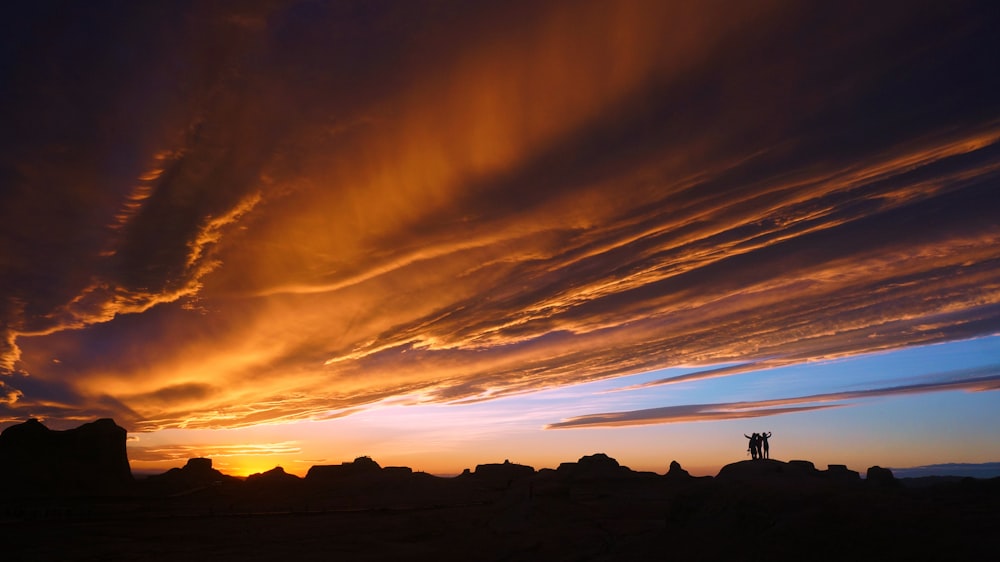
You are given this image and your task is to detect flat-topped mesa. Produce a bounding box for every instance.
[554,453,638,480]
[0,418,132,496]
[144,457,240,493]
[465,459,536,488]
[184,457,215,475]
[305,456,412,483]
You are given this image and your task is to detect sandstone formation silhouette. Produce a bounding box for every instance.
[465,459,536,489]
[718,457,863,479]
[826,463,861,481]
[143,457,241,495]
[554,452,637,479]
[0,418,131,495]
[665,459,692,479]
[866,464,899,487]
[246,466,301,487]
[306,455,384,481]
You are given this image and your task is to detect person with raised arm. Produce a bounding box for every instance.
[760,431,772,459]
[744,433,759,460]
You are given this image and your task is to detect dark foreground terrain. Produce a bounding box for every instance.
[1,419,997,560]
[3,459,998,561]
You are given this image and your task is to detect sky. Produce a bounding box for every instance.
[1,0,999,477]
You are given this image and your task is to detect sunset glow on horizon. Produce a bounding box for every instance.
[2,1,999,479]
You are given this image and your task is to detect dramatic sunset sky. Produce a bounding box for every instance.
[2,1,999,477]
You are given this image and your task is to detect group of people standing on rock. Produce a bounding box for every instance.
[744,431,771,460]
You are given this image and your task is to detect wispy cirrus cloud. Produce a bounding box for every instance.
[548,368,1000,429]
[129,441,302,463]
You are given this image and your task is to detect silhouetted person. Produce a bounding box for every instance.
[744,433,759,460]
[761,431,771,459]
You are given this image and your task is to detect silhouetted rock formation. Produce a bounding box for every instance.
[467,460,536,489]
[294,456,474,509]
[665,460,691,479]
[556,453,636,480]
[866,465,898,487]
[717,458,865,485]
[788,459,816,471]
[246,466,301,486]
[305,455,386,482]
[0,418,132,495]
[717,458,800,481]
[827,463,861,481]
[382,465,414,477]
[144,457,240,494]
[185,457,213,473]
[242,466,304,504]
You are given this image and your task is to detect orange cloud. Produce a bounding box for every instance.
[129,441,302,463]
[3,1,1000,435]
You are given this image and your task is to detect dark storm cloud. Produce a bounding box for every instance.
[0,369,141,429]
[1,1,999,430]
[1,1,273,360]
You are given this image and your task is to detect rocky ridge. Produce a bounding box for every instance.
[2,418,997,560]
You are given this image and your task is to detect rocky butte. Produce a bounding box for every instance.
[0,418,132,496]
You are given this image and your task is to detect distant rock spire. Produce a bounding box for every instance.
[666,460,691,478]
